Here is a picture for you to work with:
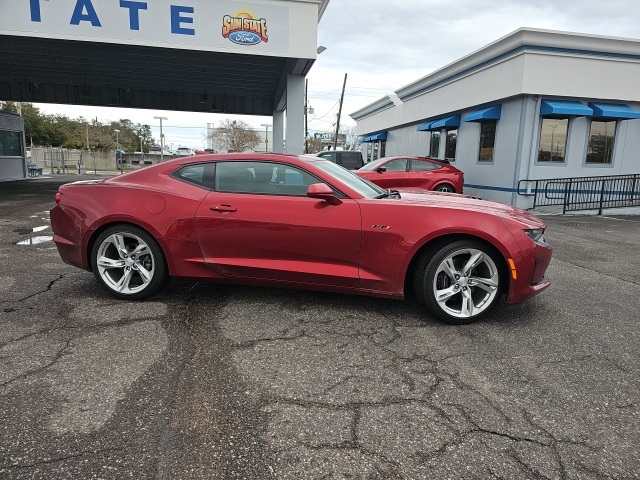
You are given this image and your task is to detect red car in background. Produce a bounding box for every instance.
[355,156,464,193]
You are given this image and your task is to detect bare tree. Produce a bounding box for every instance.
[209,119,261,153]
[343,125,361,151]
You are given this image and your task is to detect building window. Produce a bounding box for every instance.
[586,120,616,164]
[380,141,386,158]
[478,121,497,162]
[429,131,440,157]
[445,129,457,161]
[0,130,22,157]
[538,118,569,163]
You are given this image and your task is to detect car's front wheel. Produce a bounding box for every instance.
[91,225,168,300]
[414,240,504,324]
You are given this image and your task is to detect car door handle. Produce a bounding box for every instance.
[210,204,237,212]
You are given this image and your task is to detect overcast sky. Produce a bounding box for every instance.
[35,0,640,148]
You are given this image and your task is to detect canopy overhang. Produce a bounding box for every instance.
[540,100,593,117]
[417,115,461,131]
[463,105,502,122]
[588,103,640,119]
[0,34,313,116]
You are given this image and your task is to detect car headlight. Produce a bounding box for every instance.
[524,228,547,245]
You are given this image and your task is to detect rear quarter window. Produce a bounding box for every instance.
[172,163,215,189]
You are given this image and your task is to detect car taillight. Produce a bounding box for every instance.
[55,192,62,204]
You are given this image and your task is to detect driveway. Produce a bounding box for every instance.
[1,175,638,479]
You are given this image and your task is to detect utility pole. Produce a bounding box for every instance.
[333,73,347,150]
[154,116,168,162]
[305,79,309,154]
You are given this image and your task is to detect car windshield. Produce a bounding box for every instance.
[313,160,386,199]
[359,157,389,171]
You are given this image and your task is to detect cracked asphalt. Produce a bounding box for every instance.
[1,175,638,479]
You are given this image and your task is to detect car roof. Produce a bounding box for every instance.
[110,153,322,178]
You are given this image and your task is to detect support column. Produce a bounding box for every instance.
[285,75,305,154]
[273,110,284,154]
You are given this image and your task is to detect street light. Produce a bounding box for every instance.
[154,116,168,162]
[114,129,120,150]
[261,123,271,152]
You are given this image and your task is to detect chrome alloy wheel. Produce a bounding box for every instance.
[435,184,454,193]
[95,232,156,295]
[432,247,500,320]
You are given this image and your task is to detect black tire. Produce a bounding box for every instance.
[413,240,504,324]
[90,224,168,300]
[434,184,455,193]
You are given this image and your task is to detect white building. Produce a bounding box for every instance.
[351,28,640,208]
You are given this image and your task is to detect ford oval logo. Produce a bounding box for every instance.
[229,31,262,46]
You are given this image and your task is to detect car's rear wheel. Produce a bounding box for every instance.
[434,184,455,193]
[91,225,168,300]
[414,240,503,324]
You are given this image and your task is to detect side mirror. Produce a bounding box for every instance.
[376,166,387,173]
[307,183,342,205]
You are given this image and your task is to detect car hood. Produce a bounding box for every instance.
[393,190,546,229]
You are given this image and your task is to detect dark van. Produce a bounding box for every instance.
[316,150,364,170]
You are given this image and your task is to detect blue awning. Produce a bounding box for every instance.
[429,114,461,130]
[360,132,387,142]
[417,121,434,131]
[368,132,387,141]
[540,100,592,117]
[589,103,640,119]
[463,105,502,122]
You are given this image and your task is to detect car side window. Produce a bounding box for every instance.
[341,152,363,169]
[411,159,441,171]
[172,163,216,189]
[317,152,336,162]
[215,161,324,196]
[384,158,408,172]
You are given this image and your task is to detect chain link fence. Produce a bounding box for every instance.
[28,147,158,174]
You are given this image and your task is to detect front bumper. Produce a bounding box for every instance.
[506,241,553,304]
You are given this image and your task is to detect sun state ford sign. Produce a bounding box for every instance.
[0,0,290,55]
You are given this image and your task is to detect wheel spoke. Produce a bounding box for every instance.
[136,264,153,284]
[440,258,459,279]
[116,269,134,292]
[470,273,499,293]
[97,256,125,269]
[110,234,128,258]
[436,285,458,305]
[461,251,484,276]
[460,288,475,317]
[132,244,151,257]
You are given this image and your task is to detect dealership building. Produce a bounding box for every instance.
[0,0,329,180]
[351,28,640,208]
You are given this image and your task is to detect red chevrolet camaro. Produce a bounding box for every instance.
[355,156,464,193]
[50,153,551,324]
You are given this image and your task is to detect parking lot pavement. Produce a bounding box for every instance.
[1,176,638,479]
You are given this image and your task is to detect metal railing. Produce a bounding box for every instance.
[518,174,640,214]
